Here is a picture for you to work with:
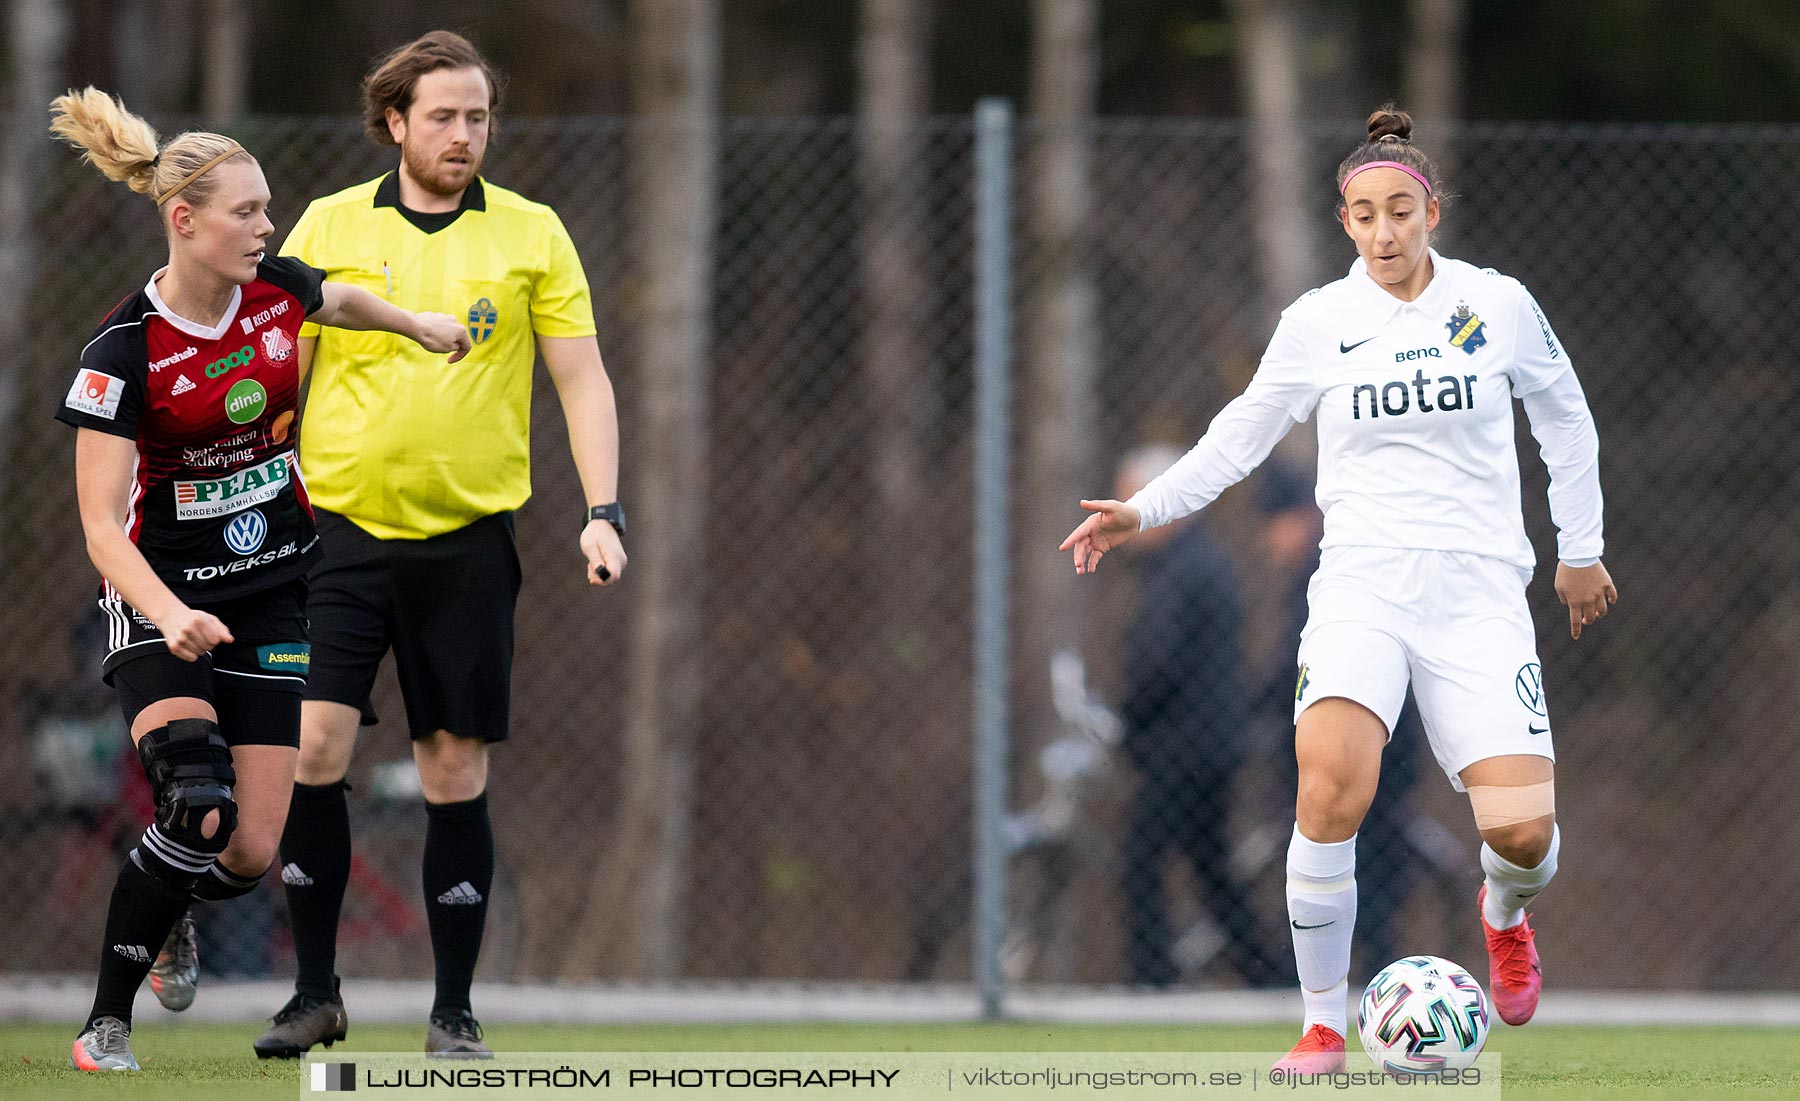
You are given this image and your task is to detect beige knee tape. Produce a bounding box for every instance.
[1467,781,1556,830]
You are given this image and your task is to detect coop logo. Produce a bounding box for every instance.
[149,346,197,372]
[205,344,256,378]
[181,538,305,582]
[224,509,268,555]
[64,370,125,420]
[173,452,292,520]
[1515,662,1547,716]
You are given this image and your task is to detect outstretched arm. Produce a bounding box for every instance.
[308,283,471,362]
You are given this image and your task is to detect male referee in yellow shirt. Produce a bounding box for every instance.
[253,32,626,1059]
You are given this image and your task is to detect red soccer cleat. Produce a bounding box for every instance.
[1479,885,1542,1025]
[1272,1024,1347,1075]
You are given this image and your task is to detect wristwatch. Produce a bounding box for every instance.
[586,502,627,537]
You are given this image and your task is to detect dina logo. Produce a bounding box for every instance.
[225,509,269,555]
[225,379,267,424]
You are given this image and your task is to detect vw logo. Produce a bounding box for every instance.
[1514,662,1547,716]
[225,509,268,555]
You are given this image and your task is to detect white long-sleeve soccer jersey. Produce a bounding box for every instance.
[1128,250,1603,571]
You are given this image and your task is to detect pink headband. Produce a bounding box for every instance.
[1340,159,1432,196]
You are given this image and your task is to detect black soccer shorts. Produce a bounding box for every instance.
[304,508,521,743]
[100,577,308,747]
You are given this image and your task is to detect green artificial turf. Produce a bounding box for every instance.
[5,1020,1796,1099]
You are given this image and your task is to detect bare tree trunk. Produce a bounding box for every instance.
[856,0,934,696]
[113,0,197,113]
[1227,0,1323,311]
[0,0,71,502]
[1405,0,1467,126]
[201,0,250,125]
[560,0,718,981]
[1019,0,1098,965]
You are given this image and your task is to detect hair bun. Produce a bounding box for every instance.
[1366,106,1414,144]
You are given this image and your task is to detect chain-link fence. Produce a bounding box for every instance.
[2,116,1797,995]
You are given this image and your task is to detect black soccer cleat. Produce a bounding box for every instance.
[253,978,348,1059]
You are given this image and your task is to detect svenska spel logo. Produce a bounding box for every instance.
[310,1061,356,1091]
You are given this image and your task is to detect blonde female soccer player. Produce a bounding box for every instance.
[49,88,467,1072]
[1061,106,1616,1073]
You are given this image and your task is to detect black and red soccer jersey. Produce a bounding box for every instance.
[57,255,328,602]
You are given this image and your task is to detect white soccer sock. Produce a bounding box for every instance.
[1481,823,1560,930]
[1287,826,1357,1035]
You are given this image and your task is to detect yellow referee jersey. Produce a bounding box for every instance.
[286,173,596,539]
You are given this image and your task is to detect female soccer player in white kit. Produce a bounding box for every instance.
[1061,107,1617,1073]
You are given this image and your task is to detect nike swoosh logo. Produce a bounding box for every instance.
[1291,920,1335,930]
[1528,725,1549,736]
[1339,337,1376,353]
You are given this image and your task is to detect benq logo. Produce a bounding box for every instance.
[1351,370,1477,420]
[1394,347,1443,363]
[225,509,269,555]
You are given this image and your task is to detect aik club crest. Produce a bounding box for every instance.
[1446,303,1487,354]
[467,297,498,344]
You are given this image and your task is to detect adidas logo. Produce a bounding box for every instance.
[170,373,197,395]
[280,862,313,886]
[437,881,483,906]
[113,943,150,963]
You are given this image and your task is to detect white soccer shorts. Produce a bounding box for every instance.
[1292,545,1555,791]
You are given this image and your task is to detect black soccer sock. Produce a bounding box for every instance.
[422,793,493,1016]
[280,781,353,1000]
[190,859,266,901]
[85,852,192,1030]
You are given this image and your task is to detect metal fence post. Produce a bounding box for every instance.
[972,96,1013,1021]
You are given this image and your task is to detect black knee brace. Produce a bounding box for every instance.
[138,718,238,857]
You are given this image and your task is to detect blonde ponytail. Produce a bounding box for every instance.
[49,86,254,208]
[48,86,160,196]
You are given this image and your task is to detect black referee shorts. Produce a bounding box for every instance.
[100,577,309,748]
[305,508,521,743]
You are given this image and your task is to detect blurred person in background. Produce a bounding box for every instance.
[258,31,625,1059]
[1255,460,1424,975]
[1063,106,1615,1073]
[1115,445,1289,989]
[49,87,467,1073]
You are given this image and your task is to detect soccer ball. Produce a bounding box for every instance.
[1358,955,1490,1074]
